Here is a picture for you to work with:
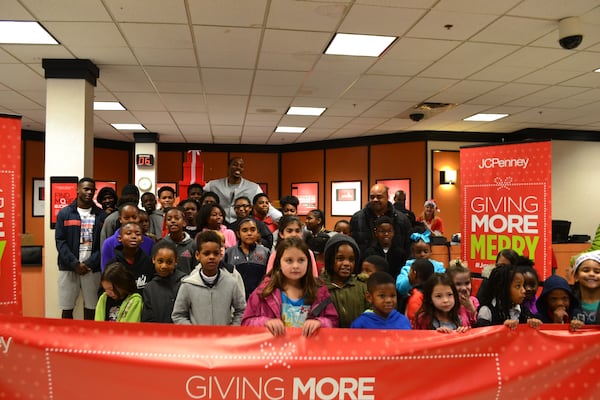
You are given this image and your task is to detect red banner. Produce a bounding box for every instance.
[461,142,552,279]
[0,115,22,315]
[1,315,599,399]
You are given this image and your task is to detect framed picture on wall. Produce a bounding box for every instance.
[376,178,411,209]
[331,180,361,216]
[32,178,44,217]
[50,176,79,229]
[291,182,319,215]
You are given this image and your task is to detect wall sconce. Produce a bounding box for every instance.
[440,169,457,185]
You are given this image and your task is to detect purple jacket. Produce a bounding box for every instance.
[241,277,339,328]
[101,228,154,271]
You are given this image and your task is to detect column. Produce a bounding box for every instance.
[42,59,99,318]
[134,132,159,197]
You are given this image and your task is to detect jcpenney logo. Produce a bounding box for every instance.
[478,157,529,169]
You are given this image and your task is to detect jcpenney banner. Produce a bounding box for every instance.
[461,141,552,279]
[0,114,22,315]
[0,316,599,399]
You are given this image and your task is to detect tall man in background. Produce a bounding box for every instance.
[203,157,281,225]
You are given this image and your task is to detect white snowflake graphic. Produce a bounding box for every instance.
[260,342,296,369]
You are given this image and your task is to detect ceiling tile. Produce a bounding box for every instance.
[471,16,555,45]
[120,24,192,49]
[0,44,72,64]
[267,0,346,31]
[406,10,498,40]
[420,42,519,79]
[434,0,521,14]
[161,93,207,112]
[188,0,268,26]
[507,0,599,20]
[103,0,188,23]
[339,4,425,36]
[113,92,166,111]
[22,0,111,21]
[468,82,547,105]
[258,30,329,71]
[202,69,253,95]
[194,26,261,69]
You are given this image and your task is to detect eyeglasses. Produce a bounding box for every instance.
[234,204,251,209]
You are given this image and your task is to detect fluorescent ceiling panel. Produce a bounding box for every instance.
[275,126,305,133]
[287,106,326,116]
[94,101,126,111]
[464,113,509,122]
[0,21,58,44]
[111,123,146,130]
[325,33,396,57]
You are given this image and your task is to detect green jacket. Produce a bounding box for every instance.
[95,292,143,322]
[322,272,368,328]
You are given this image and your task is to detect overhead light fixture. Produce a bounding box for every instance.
[594,68,600,72]
[286,106,326,116]
[275,126,305,133]
[440,170,457,185]
[325,33,396,57]
[94,101,126,111]
[464,113,509,122]
[0,21,58,44]
[111,123,145,130]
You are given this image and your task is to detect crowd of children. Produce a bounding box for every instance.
[86,181,599,339]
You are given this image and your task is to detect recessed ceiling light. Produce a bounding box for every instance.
[325,33,396,57]
[0,21,58,44]
[594,68,600,72]
[275,126,305,133]
[94,101,126,111]
[464,113,509,122]
[111,123,145,130]
[286,106,326,116]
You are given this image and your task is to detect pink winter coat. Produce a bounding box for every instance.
[241,277,339,328]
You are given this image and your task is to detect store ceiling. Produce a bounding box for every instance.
[2,0,600,145]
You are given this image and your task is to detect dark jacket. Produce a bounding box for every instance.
[107,246,155,291]
[55,200,106,272]
[228,217,274,250]
[224,243,270,299]
[349,202,411,267]
[361,242,407,278]
[142,270,187,323]
[393,202,416,227]
[535,275,581,323]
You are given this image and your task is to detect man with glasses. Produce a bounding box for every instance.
[227,196,273,250]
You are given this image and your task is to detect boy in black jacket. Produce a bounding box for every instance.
[106,222,154,291]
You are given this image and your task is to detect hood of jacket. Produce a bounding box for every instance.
[536,274,580,319]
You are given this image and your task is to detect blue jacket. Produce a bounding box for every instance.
[55,200,106,272]
[350,309,411,330]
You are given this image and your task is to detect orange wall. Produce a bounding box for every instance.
[432,150,460,238]
[325,146,369,229]
[93,147,131,194]
[370,141,427,216]
[281,149,325,220]
[22,139,45,317]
